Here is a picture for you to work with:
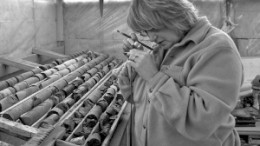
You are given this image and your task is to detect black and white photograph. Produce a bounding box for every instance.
[0,0,259,146]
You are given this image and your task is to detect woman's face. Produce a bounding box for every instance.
[144,29,184,50]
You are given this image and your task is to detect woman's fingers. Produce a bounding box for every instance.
[127,49,158,81]
[134,42,142,50]
[129,49,144,55]
[127,38,135,46]
[123,39,132,49]
[127,49,143,65]
[130,33,138,41]
[131,33,143,50]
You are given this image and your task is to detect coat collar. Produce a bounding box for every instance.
[178,16,211,46]
[153,17,212,66]
[157,17,212,66]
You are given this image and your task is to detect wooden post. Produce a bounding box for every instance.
[0,57,41,71]
[0,117,38,138]
[32,48,67,59]
[56,0,64,49]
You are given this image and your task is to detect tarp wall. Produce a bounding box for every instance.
[0,0,260,78]
[64,1,131,59]
[63,0,226,59]
[232,0,260,56]
[0,0,60,77]
[64,0,260,58]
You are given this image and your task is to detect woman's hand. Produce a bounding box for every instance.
[117,63,131,86]
[128,49,158,81]
[117,61,136,101]
[121,32,158,81]
[117,61,137,86]
[122,33,143,56]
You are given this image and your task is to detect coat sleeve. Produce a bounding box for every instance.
[117,62,136,102]
[147,47,243,140]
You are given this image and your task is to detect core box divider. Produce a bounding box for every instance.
[101,101,128,146]
[64,89,117,142]
[59,92,127,146]
[21,77,77,127]
[56,59,121,127]
[57,71,113,128]
[0,54,99,116]
[56,69,118,127]
[31,69,112,128]
[84,101,127,146]
[24,56,115,127]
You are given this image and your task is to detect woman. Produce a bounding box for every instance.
[118,0,243,146]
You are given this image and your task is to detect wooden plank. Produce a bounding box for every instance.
[56,0,64,42]
[22,54,41,64]
[236,127,260,135]
[0,132,24,146]
[38,126,66,146]
[0,117,38,138]
[32,48,67,59]
[0,128,29,142]
[103,102,129,146]
[0,56,41,71]
[55,139,79,146]
[0,141,14,146]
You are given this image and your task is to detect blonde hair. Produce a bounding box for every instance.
[127,0,199,35]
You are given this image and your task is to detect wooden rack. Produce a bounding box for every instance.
[0,50,127,146]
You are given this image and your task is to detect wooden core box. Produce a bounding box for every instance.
[0,50,128,146]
